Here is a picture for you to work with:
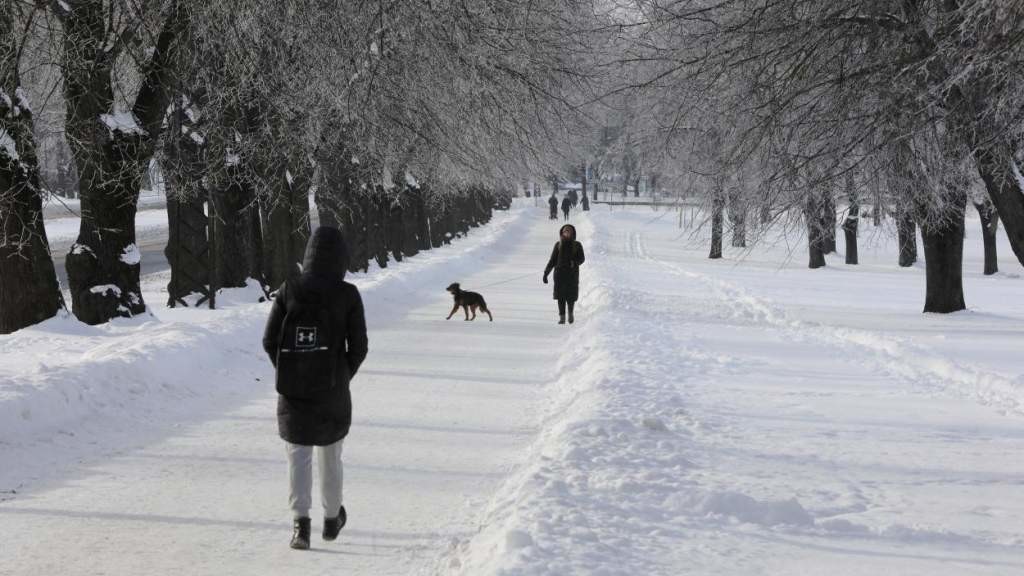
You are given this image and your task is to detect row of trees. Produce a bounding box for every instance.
[1,1,604,333]
[577,0,1024,313]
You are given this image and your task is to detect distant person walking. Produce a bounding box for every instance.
[548,193,559,220]
[263,226,369,550]
[561,196,572,221]
[567,188,578,209]
[543,224,586,324]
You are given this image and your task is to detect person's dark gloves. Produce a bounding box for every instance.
[542,274,548,284]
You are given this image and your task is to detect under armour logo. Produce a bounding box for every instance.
[295,327,318,348]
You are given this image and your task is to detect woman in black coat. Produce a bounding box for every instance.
[543,224,586,324]
[263,226,368,549]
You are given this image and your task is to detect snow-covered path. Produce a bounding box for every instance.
[0,208,566,575]
[443,209,1024,575]
[3,203,1024,575]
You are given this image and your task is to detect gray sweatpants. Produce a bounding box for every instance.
[286,439,343,519]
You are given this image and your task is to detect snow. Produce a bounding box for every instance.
[405,171,420,188]
[0,128,19,161]
[14,87,31,114]
[57,0,70,12]
[48,209,168,253]
[120,243,141,266]
[1011,159,1024,198]
[3,202,1024,574]
[100,111,147,136]
[88,284,122,297]
[182,126,205,145]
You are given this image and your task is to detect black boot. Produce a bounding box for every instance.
[290,517,311,550]
[558,315,566,325]
[323,505,347,541]
[568,311,574,324]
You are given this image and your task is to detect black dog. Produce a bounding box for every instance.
[445,283,493,321]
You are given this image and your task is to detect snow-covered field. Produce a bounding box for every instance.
[45,207,169,251]
[2,202,1023,575]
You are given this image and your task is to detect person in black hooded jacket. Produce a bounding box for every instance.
[263,226,368,550]
[543,224,585,324]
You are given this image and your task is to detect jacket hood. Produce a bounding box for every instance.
[559,224,577,241]
[302,226,349,280]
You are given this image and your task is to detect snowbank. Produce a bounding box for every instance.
[0,204,530,494]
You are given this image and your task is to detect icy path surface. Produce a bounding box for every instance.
[0,207,566,575]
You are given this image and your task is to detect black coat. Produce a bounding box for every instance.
[544,224,585,302]
[263,227,369,446]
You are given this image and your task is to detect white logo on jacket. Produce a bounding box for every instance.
[295,327,318,348]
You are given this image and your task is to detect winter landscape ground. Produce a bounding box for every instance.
[2,201,1023,575]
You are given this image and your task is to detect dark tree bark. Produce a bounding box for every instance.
[263,169,311,288]
[211,176,256,288]
[0,24,64,333]
[843,206,859,265]
[164,195,210,305]
[709,187,724,259]
[400,188,421,258]
[806,194,827,269]
[974,199,999,276]
[843,174,858,265]
[920,196,967,313]
[581,163,588,204]
[897,209,918,267]
[728,187,746,248]
[822,192,837,254]
[61,3,184,324]
[412,188,431,251]
[387,195,405,263]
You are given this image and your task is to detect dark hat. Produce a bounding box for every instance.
[302,226,350,280]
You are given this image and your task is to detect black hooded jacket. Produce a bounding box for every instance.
[544,224,585,302]
[263,226,369,445]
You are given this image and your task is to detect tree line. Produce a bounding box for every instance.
[1,1,602,333]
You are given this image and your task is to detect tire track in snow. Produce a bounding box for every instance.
[629,231,1024,417]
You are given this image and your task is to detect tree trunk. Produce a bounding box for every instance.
[164,195,210,305]
[263,171,311,288]
[822,192,837,254]
[0,52,64,332]
[921,198,967,313]
[211,177,255,288]
[806,194,826,269]
[400,188,421,258]
[974,149,1024,267]
[709,189,724,259]
[387,195,405,263]
[974,200,999,276]
[581,163,587,203]
[897,210,917,267]
[843,206,859,267]
[61,3,183,324]
[728,188,746,248]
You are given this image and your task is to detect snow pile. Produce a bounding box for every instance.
[120,243,142,265]
[100,111,147,136]
[0,128,18,161]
